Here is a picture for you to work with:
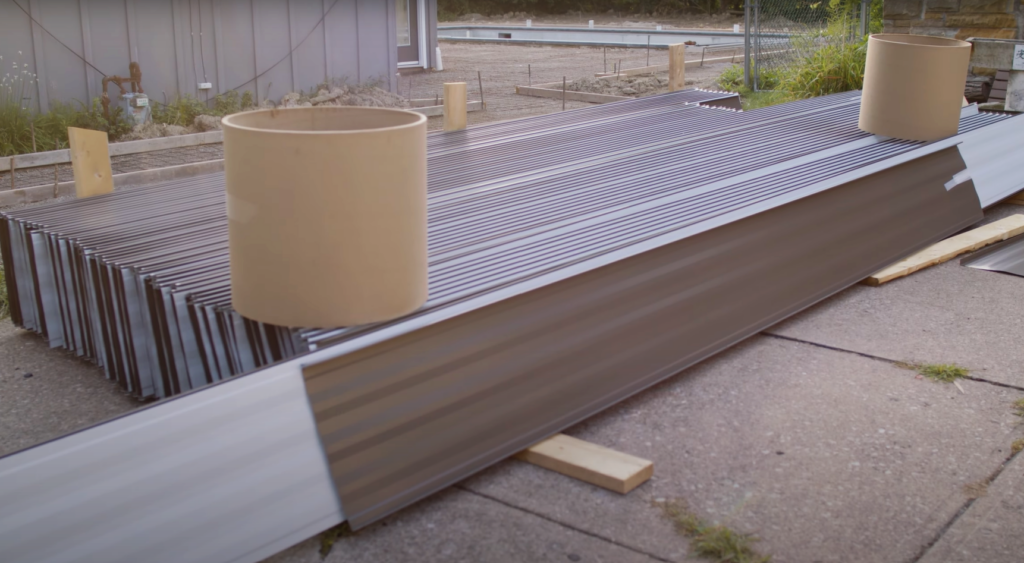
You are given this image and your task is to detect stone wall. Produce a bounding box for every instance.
[883,0,1023,40]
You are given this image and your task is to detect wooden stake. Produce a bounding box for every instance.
[477,70,485,110]
[528,64,532,86]
[562,76,566,110]
[53,164,59,198]
[67,127,114,198]
[30,121,37,153]
[9,157,14,192]
[604,47,607,73]
[442,82,467,132]
[647,35,651,67]
[669,43,686,92]
[516,434,653,494]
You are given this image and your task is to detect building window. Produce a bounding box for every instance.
[397,0,411,46]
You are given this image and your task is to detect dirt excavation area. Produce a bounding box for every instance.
[567,74,671,97]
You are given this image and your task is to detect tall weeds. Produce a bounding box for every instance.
[781,15,867,99]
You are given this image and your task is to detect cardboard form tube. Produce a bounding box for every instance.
[221,107,428,328]
[669,44,686,92]
[859,34,971,142]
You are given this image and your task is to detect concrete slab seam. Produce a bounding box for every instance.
[762,333,1024,392]
[455,485,674,563]
[911,448,1024,563]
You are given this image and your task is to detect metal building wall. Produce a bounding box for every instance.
[0,0,398,113]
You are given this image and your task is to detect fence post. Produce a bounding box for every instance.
[744,0,751,89]
[753,0,760,91]
[860,0,870,36]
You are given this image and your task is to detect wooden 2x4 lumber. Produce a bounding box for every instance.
[864,214,1024,286]
[515,434,653,494]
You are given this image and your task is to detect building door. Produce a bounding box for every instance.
[397,0,419,65]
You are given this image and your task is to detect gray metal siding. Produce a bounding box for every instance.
[0,0,398,113]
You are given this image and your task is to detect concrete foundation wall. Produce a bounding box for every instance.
[0,0,399,113]
[883,0,1023,41]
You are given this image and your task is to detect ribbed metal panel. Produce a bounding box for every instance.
[0,90,1009,563]
[307,146,982,528]
[961,233,1024,277]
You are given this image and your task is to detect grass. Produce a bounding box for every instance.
[1012,437,1024,455]
[658,500,771,563]
[1013,398,1024,418]
[715,4,874,111]
[734,87,795,111]
[962,479,989,499]
[319,522,353,557]
[894,362,970,383]
[916,363,970,383]
[2,49,256,156]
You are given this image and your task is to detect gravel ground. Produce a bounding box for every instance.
[0,144,224,192]
[407,41,733,131]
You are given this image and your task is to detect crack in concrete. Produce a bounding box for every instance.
[760,332,1024,562]
[908,448,1023,563]
[456,485,675,562]
[761,332,1024,392]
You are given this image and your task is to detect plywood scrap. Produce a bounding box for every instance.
[515,433,653,494]
[67,127,113,198]
[865,214,1024,286]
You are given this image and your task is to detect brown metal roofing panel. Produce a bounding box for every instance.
[302,147,982,529]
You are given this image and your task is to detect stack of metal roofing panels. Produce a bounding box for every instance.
[1,90,1021,563]
[1,91,1016,400]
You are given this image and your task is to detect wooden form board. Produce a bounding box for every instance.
[67,127,113,198]
[443,83,467,132]
[864,214,1024,286]
[592,53,748,78]
[515,434,653,494]
[515,84,629,104]
[0,130,223,173]
[411,100,482,118]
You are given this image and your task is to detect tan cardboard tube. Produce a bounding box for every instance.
[859,34,971,142]
[221,107,428,328]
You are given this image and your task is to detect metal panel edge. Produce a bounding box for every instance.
[0,364,343,563]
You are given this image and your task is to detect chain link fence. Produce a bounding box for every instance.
[747,0,871,90]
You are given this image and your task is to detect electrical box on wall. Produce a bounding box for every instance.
[199,82,213,90]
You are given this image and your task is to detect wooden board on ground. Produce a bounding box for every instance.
[67,127,113,198]
[515,433,653,494]
[1006,192,1024,206]
[864,214,1024,286]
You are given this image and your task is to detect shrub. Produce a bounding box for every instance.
[781,16,867,99]
[151,94,208,127]
[717,64,783,92]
